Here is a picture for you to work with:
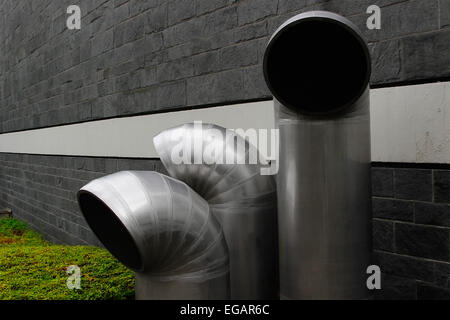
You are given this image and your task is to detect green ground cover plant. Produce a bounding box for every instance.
[0,218,134,300]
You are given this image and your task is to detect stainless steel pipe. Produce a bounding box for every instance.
[154,123,279,299]
[77,171,229,300]
[263,11,372,299]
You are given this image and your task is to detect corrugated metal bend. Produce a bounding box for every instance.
[154,122,279,300]
[77,171,229,300]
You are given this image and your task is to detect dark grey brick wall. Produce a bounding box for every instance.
[0,0,449,133]
[0,153,166,246]
[372,165,450,299]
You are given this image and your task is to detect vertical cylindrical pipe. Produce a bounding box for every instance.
[264,11,372,299]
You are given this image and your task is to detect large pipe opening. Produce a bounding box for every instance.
[78,191,142,270]
[263,12,371,115]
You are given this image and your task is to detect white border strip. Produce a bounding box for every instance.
[0,82,449,163]
[0,101,275,158]
[370,81,450,164]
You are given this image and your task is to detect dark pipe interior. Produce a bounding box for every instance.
[264,19,370,115]
[78,191,142,270]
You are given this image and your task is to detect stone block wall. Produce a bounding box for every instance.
[372,164,450,299]
[0,0,449,132]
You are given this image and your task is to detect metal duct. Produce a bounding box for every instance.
[77,171,229,300]
[263,11,372,299]
[154,122,279,300]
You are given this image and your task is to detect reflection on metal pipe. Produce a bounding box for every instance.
[77,171,229,300]
[154,123,279,300]
[263,11,372,299]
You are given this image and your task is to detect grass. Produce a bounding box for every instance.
[0,218,135,300]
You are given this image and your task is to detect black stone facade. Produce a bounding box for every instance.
[0,0,449,132]
[372,164,450,299]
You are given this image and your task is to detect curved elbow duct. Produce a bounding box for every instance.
[263,11,372,299]
[77,171,229,300]
[154,122,279,300]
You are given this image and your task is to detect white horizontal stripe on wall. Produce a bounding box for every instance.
[370,81,450,164]
[0,81,449,164]
[0,101,275,158]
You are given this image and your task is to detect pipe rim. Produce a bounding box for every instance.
[77,189,145,272]
[263,11,372,116]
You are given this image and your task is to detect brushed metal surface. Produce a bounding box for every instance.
[276,93,372,299]
[135,273,230,300]
[77,171,229,300]
[264,11,373,299]
[154,123,279,300]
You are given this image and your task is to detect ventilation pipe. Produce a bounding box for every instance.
[77,171,229,300]
[263,11,372,299]
[154,122,279,300]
